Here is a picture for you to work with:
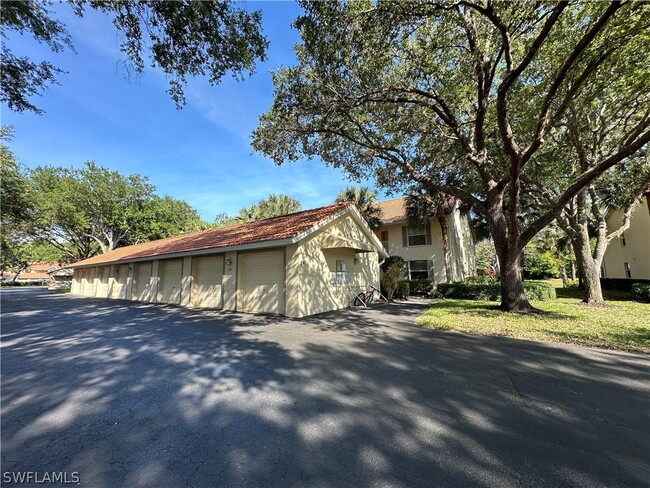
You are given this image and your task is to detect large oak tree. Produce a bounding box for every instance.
[253,0,650,312]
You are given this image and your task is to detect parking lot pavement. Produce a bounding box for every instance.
[2,290,649,487]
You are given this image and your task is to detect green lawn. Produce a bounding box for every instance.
[416,288,650,353]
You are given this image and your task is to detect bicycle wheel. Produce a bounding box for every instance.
[354,293,365,306]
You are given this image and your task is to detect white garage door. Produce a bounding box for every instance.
[111,265,128,299]
[192,256,223,308]
[72,269,82,294]
[98,266,110,297]
[132,262,152,301]
[81,268,95,296]
[158,259,183,304]
[239,250,284,314]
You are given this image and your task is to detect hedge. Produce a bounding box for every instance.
[631,284,650,303]
[436,281,556,301]
[406,279,435,296]
[600,278,650,292]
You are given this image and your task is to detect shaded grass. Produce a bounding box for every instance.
[416,296,650,353]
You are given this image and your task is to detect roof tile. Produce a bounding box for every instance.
[377,197,407,224]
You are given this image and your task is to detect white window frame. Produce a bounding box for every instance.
[407,226,427,247]
[408,260,429,280]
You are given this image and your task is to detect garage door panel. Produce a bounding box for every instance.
[111,265,128,299]
[192,256,223,308]
[158,259,183,304]
[239,251,284,314]
[132,262,152,301]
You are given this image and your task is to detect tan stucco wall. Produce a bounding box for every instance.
[602,203,650,279]
[286,214,380,318]
[377,210,476,283]
[377,221,447,283]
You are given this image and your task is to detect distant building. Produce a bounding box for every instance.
[602,187,650,280]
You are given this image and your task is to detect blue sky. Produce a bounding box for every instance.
[3,1,389,221]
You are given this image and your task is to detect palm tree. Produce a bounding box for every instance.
[406,189,457,282]
[236,194,302,222]
[335,186,382,229]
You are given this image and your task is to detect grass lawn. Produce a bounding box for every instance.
[416,286,650,353]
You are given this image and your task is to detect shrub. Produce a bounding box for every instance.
[524,250,560,279]
[394,280,410,300]
[464,275,499,285]
[524,281,556,300]
[601,278,650,292]
[437,283,500,301]
[381,256,405,273]
[631,284,650,303]
[436,280,555,301]
[406,279,435,296]
[381,264,402,301]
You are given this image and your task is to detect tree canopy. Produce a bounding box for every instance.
[27,161,207,260]
[253,0,650,312]
[234,194,302,222]
[334,186,382,229]
[1,0,268,113]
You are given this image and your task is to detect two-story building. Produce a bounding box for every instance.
[375,197,476,284]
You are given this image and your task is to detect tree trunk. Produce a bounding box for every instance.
[571,226,605,304]
[492,229,534,312]
[499,249,534,312]
[437,215,454,282]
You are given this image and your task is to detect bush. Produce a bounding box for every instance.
[406,279,435,296]
[464,275,499,285]
[631,284,650,303]
[436,280,556,301]
[381,264,403,301]
[394,280,410,300]
[524,250,560,279]
[524,281,556,300]
[381,256,405,273]
[600,278,650,292]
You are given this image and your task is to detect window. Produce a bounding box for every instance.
[407,226,426,246]
[409,260,430,280]
[621,233,627,247]
[331,260,349,285]
[624,262,632,278]
[380,231,389,251]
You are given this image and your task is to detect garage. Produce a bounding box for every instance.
[158,259,183,304]
[191,255,223,308]
[111,264,128,299]
[132,262,151,301]
[238,250,284,315]
[69,202,386,318]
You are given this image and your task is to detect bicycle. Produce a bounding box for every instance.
[353,285,388,307]
[354,288,375,307]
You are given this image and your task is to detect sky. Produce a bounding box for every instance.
[2,1,390,221]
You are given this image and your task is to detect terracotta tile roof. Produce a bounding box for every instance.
[70,202,354,268]
[28,262,60,272]
[377,197,407,224]
[15,272,50,280]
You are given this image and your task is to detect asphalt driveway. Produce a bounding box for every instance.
[2,289,649,487]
